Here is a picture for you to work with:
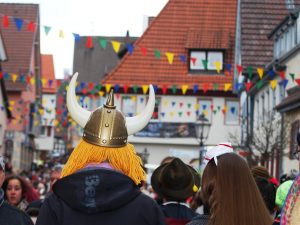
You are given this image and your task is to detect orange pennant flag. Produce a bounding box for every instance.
[99,91,105,97]
[111,41,121,53]
[224,83,232,92]
[181,85,189,94]
[165,52,174,64]
[257,68,264,79]
[105,84,112,93]
[142,85,149,94]
[12,74,18,82]
[270,80,277,90]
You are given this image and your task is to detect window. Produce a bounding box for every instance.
[197,99,212,123]
[190,50,223,71]
[225,100,239,125]
[122,96,137,116]
[40,126,52,137]
[290,120,299,159]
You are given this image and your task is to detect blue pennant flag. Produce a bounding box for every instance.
[193,85,198,94]
[225,64,231,72]
[179,55,186,63]
[230,107,236,114]
[126,44,134,55]
[140,98,144,103]
[73,33,81,42]
[4,72,9,80]
[153,85,158,93]
[80,82,86,89]
[282,79,288,89]
[161,112,165,117]
[268,69,275,79]
[202,104,207,110]
[14,18,23,31]
[114,84,120,93]
[20,75,25,83]
[172,101,176,107]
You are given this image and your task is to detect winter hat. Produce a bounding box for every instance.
[276,180,293,209]
[0,155,4,171]
[203,142,234,166]
[281,173,300,225]
[151,158,200,201]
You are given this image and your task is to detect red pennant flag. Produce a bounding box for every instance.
[295,79,300,86]
[162,85,167,94]
[245,82,253,92]
[26,76,31,84]
[56,80,61,87]
[179,102,183,108]
[203,83,209,93]
[27,21,36,32]
[191,57,197,65]
[88,82,94,90]
[123,85,128,93]
[82,88,87,95]
[3,16,9,27]
[187,111,191,116]
[86,37,93,48]
[210,104,214,111]
[0,72,3,80]
[237,65,243,75]
[24,119,29,125]
[222,109,226,115]
[141,47,147,56]
[279,71,285,80]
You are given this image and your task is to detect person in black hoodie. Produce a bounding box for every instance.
[36,73,165,225]
[0,155,33,225]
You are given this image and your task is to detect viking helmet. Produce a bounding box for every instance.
[67,73,155,147]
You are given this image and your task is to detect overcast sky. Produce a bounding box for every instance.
[2,0,168,78]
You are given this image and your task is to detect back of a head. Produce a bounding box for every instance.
[202,153,272,225]
[251,166,271,180]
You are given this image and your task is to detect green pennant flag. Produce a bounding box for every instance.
[187,103,191,108]
[213,83,219,91]
[256,80,263,89]
[213,110,217,114]
[217,106,221,111]
[44,26,51,35]
[172,85,177,94]
[202,60,208,70]
[155,98,161,104]
[289,73,295,81]
[133,85,138,93]
[95,84,102,90]
[154,50,161,59]
[178,112,182,117]
[91,89,95,95]
[247,66,253,79]
[100,39,107,49]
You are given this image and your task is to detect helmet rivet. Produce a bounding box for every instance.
[102,140,107,144]
[105,123,109,127]
[107,110,111,113]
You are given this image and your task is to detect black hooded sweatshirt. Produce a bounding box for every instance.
[36,168,166,225]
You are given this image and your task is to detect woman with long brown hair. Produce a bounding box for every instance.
[188,144,272,225]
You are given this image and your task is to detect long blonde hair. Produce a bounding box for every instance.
[201,153,272,225]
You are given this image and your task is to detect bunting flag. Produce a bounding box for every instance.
[44,26,51,35]
[126,44,134,55]
[247,67,253,79]
[73,33,80,42]
[215,62,221,73]
[105,84,111,93]
[225,64,231,72]
[162,85,168,94]
[181,85,188,94]
[256,80,263,89]
[14,18,23,31]
[100,39,107,49]
[141,47,147,56]
[213,83,219,91]
[270,80,277,90]
[179,55,186,63]
[3,15,9,27]
[279,71,285,80]
[165,52,174,64]
[245,82,253,92]
[193,85,198,94]
[237,65,243,75]
[202,60,208,70]
[289,73,295,81]
[268,69,275,79]
[187,103,192,108]
[133,85,138,93]
[295,79,300,86]
[12,74,18,82]
[142,85,149,94]
[123,85,128,93]
[27,21,36,32]
[154,50,161,59]
[203,83,209,93]
[172,85,177,94]
[257,68,264,79]
[111,41,121,53]
[224,83,231,92]
[191,57,197,65]
[86,37,93,48]
[282,79,288,89]
[59,30,64,38]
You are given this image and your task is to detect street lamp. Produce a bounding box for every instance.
[195,113,211,171]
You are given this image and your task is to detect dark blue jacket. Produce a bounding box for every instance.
[0,188,33,225]
[36,168,166,225]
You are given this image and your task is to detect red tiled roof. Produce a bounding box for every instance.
[0,3,39,91]
[241,0,300,68]
[41,54,56,94]
[103,0,237,90]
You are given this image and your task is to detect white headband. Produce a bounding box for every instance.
[203,142,233,166]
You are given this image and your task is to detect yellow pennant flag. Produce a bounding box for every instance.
[54,119,59,126]
[42,99,47,105]
[170,111,175,117]
[65,85,69,91]
[12,120,17,125]
[165,52,174,64]
[142,85,149,94]
[9,100,15,106]
[270,80,277,90]
[99,91,105,97]
[111,41,121,53]
[163,100,168,106]
[224,83,232,92]
[34,121,39,127]
[30,78,35,85]
[131,96,137,101]
[12,74,18,82]
[42,78,47,87]
[72,121,76,126]
[257,68,264,79]
[8,106,13,111]
[195,103,200,110]
[105,84,112,93]
[39,109,44,115]
[203,110,208,116]
[59,30,64,38]
[76,96,80,101]
[223,105,228,112]
[181,85,189,94]
[214,62,221,73]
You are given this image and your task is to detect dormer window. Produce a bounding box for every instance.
[189,50,223,72]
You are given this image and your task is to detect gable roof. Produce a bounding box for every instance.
[241,0,300,68]
[0,3,39,91]
[41,54,56,94]
[73,35,137,83]
[103,0,238,91]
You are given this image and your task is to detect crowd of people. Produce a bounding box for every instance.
[0,74,299,225]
